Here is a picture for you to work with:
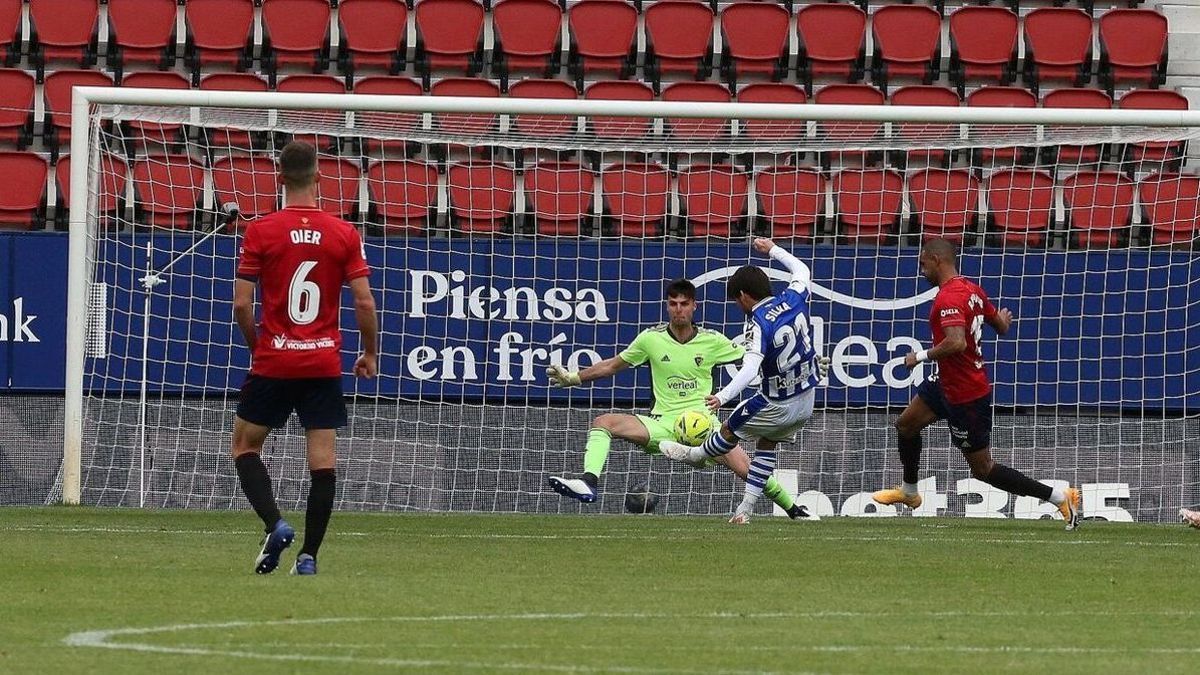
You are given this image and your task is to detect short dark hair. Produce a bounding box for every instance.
[665,277,696,300]
[279,141,318,191]
[726,265,772,302]
[923,238,958,267]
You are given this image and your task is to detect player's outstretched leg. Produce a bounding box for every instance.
[661,425,736,466]
[968,451,1081,531]
[549,425,614,503]
[720,448,815,521]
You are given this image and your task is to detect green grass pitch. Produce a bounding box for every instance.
[5,507,1200,674]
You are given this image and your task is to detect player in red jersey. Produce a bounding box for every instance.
[231,142,379,575]
[873,239,1081,530]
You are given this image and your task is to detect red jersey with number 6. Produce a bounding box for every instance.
[236,206,370,378]
[929,276,997,404]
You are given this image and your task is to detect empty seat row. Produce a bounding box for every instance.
[0,1,1167,96]
[15,151,1199,249]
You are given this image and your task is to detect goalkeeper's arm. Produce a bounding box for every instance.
[547,355,631,387]
[752,237,811,289]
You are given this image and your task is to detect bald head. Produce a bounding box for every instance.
[918,238,959,287]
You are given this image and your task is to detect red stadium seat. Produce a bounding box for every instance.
[796,4,866,95]
[184,0,254,85]
[662,82,730,142]
[815,84,884,166]
[677,165,748,238]
[414,0,486,88]
[337,0,407,86]
[737,83,807,142]
[211,155,279,224]
[1022,8,1092,95]
[316,156,362,221]
[261,0,332,84]
[833,169,903,244]
[526,162,596,236]
[0,0,20,67]
[43,70,114,158]
[754,166,825,240]
[119,72,191,148]
[1138,173,1200,247]
[200,73,270,149]
[1043,88,1112,164]
[448,162,516,234]
[277,74,347,151]
[584,80,654,140]
[890,85,959,166]
[871,5,941,94]
[56,154,129,228]
[366,159,439,234]
[509,79,578,139]
[106,0,179,81]
[967,86,1037,167]
[431,77,500,137]
[354,76,424,152]
[492,0,562,88]
[1062,171,1134,249]
[0,69,35,149]
[131,154,206,230]
[908,168,979,244]
[720,2,789,90]
[949,7,1018,97]
[567,0,637,90]
[644,0,714,91]
[1119,89,1189,165]
[601,162,669,237]
[1099,9,1168,96]
[0,152,47,230]
[29,0,98,81]
[986,169,1054,248]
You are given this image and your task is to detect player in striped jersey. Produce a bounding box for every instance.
[660,239,822,524]
[546,277,817,520]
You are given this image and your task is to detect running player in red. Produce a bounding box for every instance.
[872,239,1081,530]
[231,141,378,575]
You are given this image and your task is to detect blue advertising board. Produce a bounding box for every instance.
[2,233,1198,411]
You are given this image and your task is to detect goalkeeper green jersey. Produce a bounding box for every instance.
[618,324,745,417]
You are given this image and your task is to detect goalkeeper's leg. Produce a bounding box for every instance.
[549,414,650,503]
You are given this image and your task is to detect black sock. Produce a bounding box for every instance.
[300,469,336,558]
[983,463,1053,501]
[583,472,599,489]
[234,453,281,532]
[898,434,922,485]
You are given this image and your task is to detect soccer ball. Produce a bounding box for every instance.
[674,410,713,446]
[625,483,659,514]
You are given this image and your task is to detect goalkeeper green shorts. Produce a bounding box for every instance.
[636,412,722,463]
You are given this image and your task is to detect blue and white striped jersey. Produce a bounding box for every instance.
[742,278,819,401]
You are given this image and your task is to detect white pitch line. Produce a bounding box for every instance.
[63,612,1200,673]
[7,523,1199,548]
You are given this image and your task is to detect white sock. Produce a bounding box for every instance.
[738,493,759,513]
[901,481,919,496]
[1049,486,1067,506]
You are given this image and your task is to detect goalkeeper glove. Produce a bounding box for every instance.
[546,365,582,387]
[817,355,831,380]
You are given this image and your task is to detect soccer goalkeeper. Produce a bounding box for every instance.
[546,277,823,520]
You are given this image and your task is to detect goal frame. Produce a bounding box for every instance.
[61,85,1200,505]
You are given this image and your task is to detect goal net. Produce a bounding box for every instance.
[54,87,1200,522]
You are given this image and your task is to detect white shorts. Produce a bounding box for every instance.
[726,389,815,443]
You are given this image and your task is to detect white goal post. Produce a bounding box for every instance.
[61,85,1200,520]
